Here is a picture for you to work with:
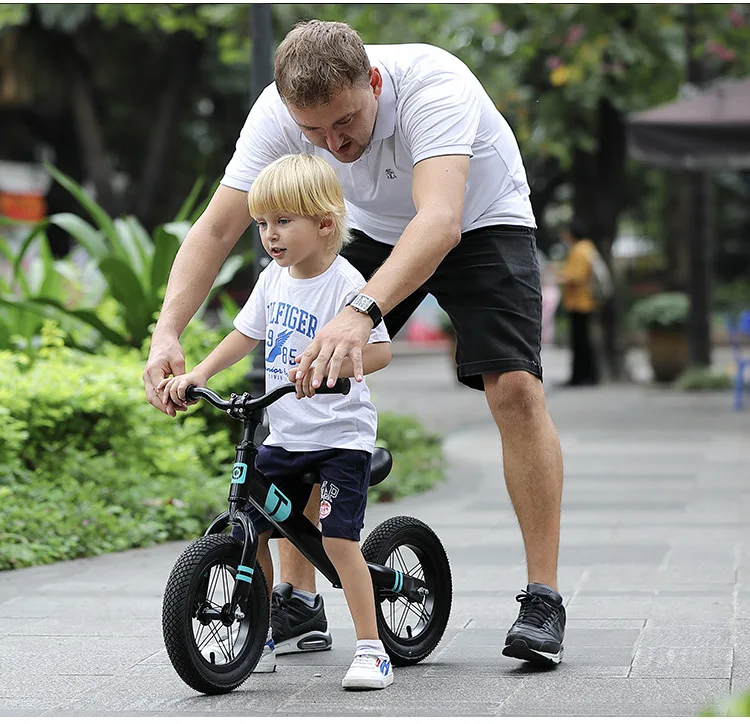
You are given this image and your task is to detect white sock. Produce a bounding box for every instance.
[291,587,316,607]
[355,639,387,658]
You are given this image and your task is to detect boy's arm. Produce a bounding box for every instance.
[289,341,391,398]
[194,329,260,381]
[337,341,391,379]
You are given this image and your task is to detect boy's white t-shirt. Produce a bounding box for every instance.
[233,255,390,453]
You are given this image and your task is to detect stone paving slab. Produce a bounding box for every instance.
[1,349,749,716]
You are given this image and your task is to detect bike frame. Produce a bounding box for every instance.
[191,384,427,619]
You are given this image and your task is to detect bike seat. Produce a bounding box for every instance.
[369,447,392,487]
[299,447,392,488]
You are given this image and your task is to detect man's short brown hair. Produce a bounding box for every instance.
[274,20,370,108]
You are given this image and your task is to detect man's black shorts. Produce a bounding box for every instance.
[341,225,543,391]
[240,445,372,542]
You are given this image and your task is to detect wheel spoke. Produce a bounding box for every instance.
[221,564,231,605]
[205,570,218,605]
[402,598,430,625]
[394,548,410,574]
[195,621,217,652]
[407,561,423,579]
[209,621,232,661]
[394,596,411,636]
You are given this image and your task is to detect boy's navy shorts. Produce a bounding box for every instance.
[241,445,372,542]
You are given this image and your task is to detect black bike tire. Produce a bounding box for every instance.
[361,516,452,667]
[162,534,269,695]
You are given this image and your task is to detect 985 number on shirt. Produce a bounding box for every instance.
[266,329,297,365]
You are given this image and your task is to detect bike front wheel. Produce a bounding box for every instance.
[361,516,452,667]
[162,534,269,695]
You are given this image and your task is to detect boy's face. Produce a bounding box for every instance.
[255,212,334,277]
[285,68,382,164]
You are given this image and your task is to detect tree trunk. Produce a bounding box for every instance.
[687,171,714,366]
[528,160,564,253]
[664,170,691,289]
[69,62,117,215]
[571,98,628,381]
[134,32,200,222]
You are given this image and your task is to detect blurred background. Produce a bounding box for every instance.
[1,10,750,716]
[1,3,749,386]
[1,2,750,568]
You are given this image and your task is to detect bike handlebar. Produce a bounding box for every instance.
[185,378,351,414]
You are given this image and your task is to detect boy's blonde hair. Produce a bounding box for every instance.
[248,154,350,252]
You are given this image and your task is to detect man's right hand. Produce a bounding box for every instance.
[143,335,187,417]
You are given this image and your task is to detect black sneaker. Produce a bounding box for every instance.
[502,583,566,665]
[271,583,333,655]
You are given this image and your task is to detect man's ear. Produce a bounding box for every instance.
[369,66,383,100]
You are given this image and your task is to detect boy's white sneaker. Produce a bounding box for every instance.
[254,638,277,673]
[342,653,394,690]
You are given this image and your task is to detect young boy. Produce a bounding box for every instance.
[158,154,393,690]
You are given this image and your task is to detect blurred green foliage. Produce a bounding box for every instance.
[0,320,444,570]
[0,166,246,352]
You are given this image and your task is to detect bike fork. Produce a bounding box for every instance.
[227,509,259,618]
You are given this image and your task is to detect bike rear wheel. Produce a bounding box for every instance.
[162,534,269,695]
[361,516,452,667]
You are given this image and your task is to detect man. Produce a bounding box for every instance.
[143,20,566,666]
[559,220,600,387]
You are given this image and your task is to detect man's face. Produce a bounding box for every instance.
[286,68,382,164]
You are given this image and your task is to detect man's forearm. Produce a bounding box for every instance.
[359,209,460,315]
[152,185,251,341]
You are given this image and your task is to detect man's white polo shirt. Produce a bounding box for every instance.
[222,43,536,246]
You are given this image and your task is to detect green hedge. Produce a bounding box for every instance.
[0,323,443,570]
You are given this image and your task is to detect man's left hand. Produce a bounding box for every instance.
[295,307,372,389]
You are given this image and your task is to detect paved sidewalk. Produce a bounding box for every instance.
[1,347,749,716]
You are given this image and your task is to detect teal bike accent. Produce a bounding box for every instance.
[231,462,248,484]
[264,484,292,522]
[236,573,253,584]
[391,569,403,593]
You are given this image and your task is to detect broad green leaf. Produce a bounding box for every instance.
[209,252,251,297]
[36,233,66,302]
[0,215,29,226]
[48,213,108,260]
[161,220,192,244]
[189,178,221,224]
[114,218,146,279]
[219,291,240,318]
[98,257,152,342]
[174,177,204,222]
[0,235,16,266]
[53,258,105,307]
[12,222,49,283]
[124,216,154,266]
[0,297,55,341]
[31,297,130,347]
[150,226,182,297]
[43,162,119,247]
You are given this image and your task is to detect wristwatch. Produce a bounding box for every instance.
[346,293,383,327]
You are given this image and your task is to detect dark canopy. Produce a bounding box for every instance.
[627,77,750,170]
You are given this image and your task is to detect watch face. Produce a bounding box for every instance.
[352,296,370,313]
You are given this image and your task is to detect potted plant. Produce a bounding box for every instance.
[628,292,690,383]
